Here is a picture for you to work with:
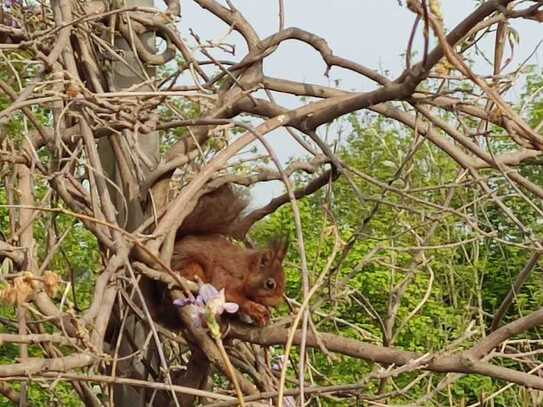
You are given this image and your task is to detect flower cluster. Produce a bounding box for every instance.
[174,285,294,405]
[173,284,239,337]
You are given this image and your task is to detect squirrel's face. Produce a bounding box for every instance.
[247,238,288,306]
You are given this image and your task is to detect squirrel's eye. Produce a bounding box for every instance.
[265,278,276,290]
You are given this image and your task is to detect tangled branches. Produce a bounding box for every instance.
[0,0,543,405]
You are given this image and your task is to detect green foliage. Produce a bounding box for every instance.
[1,45,542,407]
[251,96,543,404]
[0,382,83,407]
[0,56,100,405]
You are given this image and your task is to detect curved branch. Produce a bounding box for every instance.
[230,306,543,390]
[235,168,337,237]
[0,353,94,377]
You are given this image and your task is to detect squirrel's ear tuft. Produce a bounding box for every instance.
[269,236,289,260]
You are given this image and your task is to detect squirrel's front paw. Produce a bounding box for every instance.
[244,302,269,327]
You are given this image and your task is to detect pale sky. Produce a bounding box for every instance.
[175,1,543,203]
[179,1,542,92]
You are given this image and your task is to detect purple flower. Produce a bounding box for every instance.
[172,297,193,307]
[173,284,239,330]
[198,284,239,315]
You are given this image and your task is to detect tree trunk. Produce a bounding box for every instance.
[99,1,161,405]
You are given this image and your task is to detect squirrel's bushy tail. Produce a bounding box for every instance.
[177,184,248,237]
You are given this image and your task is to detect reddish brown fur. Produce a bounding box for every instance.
[172,234,287,326]
[147,185,287,405]
[170,185,288,326]
[177,184,248,237]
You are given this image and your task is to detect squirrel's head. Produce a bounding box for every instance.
[246,237,288,306]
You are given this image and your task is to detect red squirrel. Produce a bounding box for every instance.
[146,185,287,406]
[170,185,288,326]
